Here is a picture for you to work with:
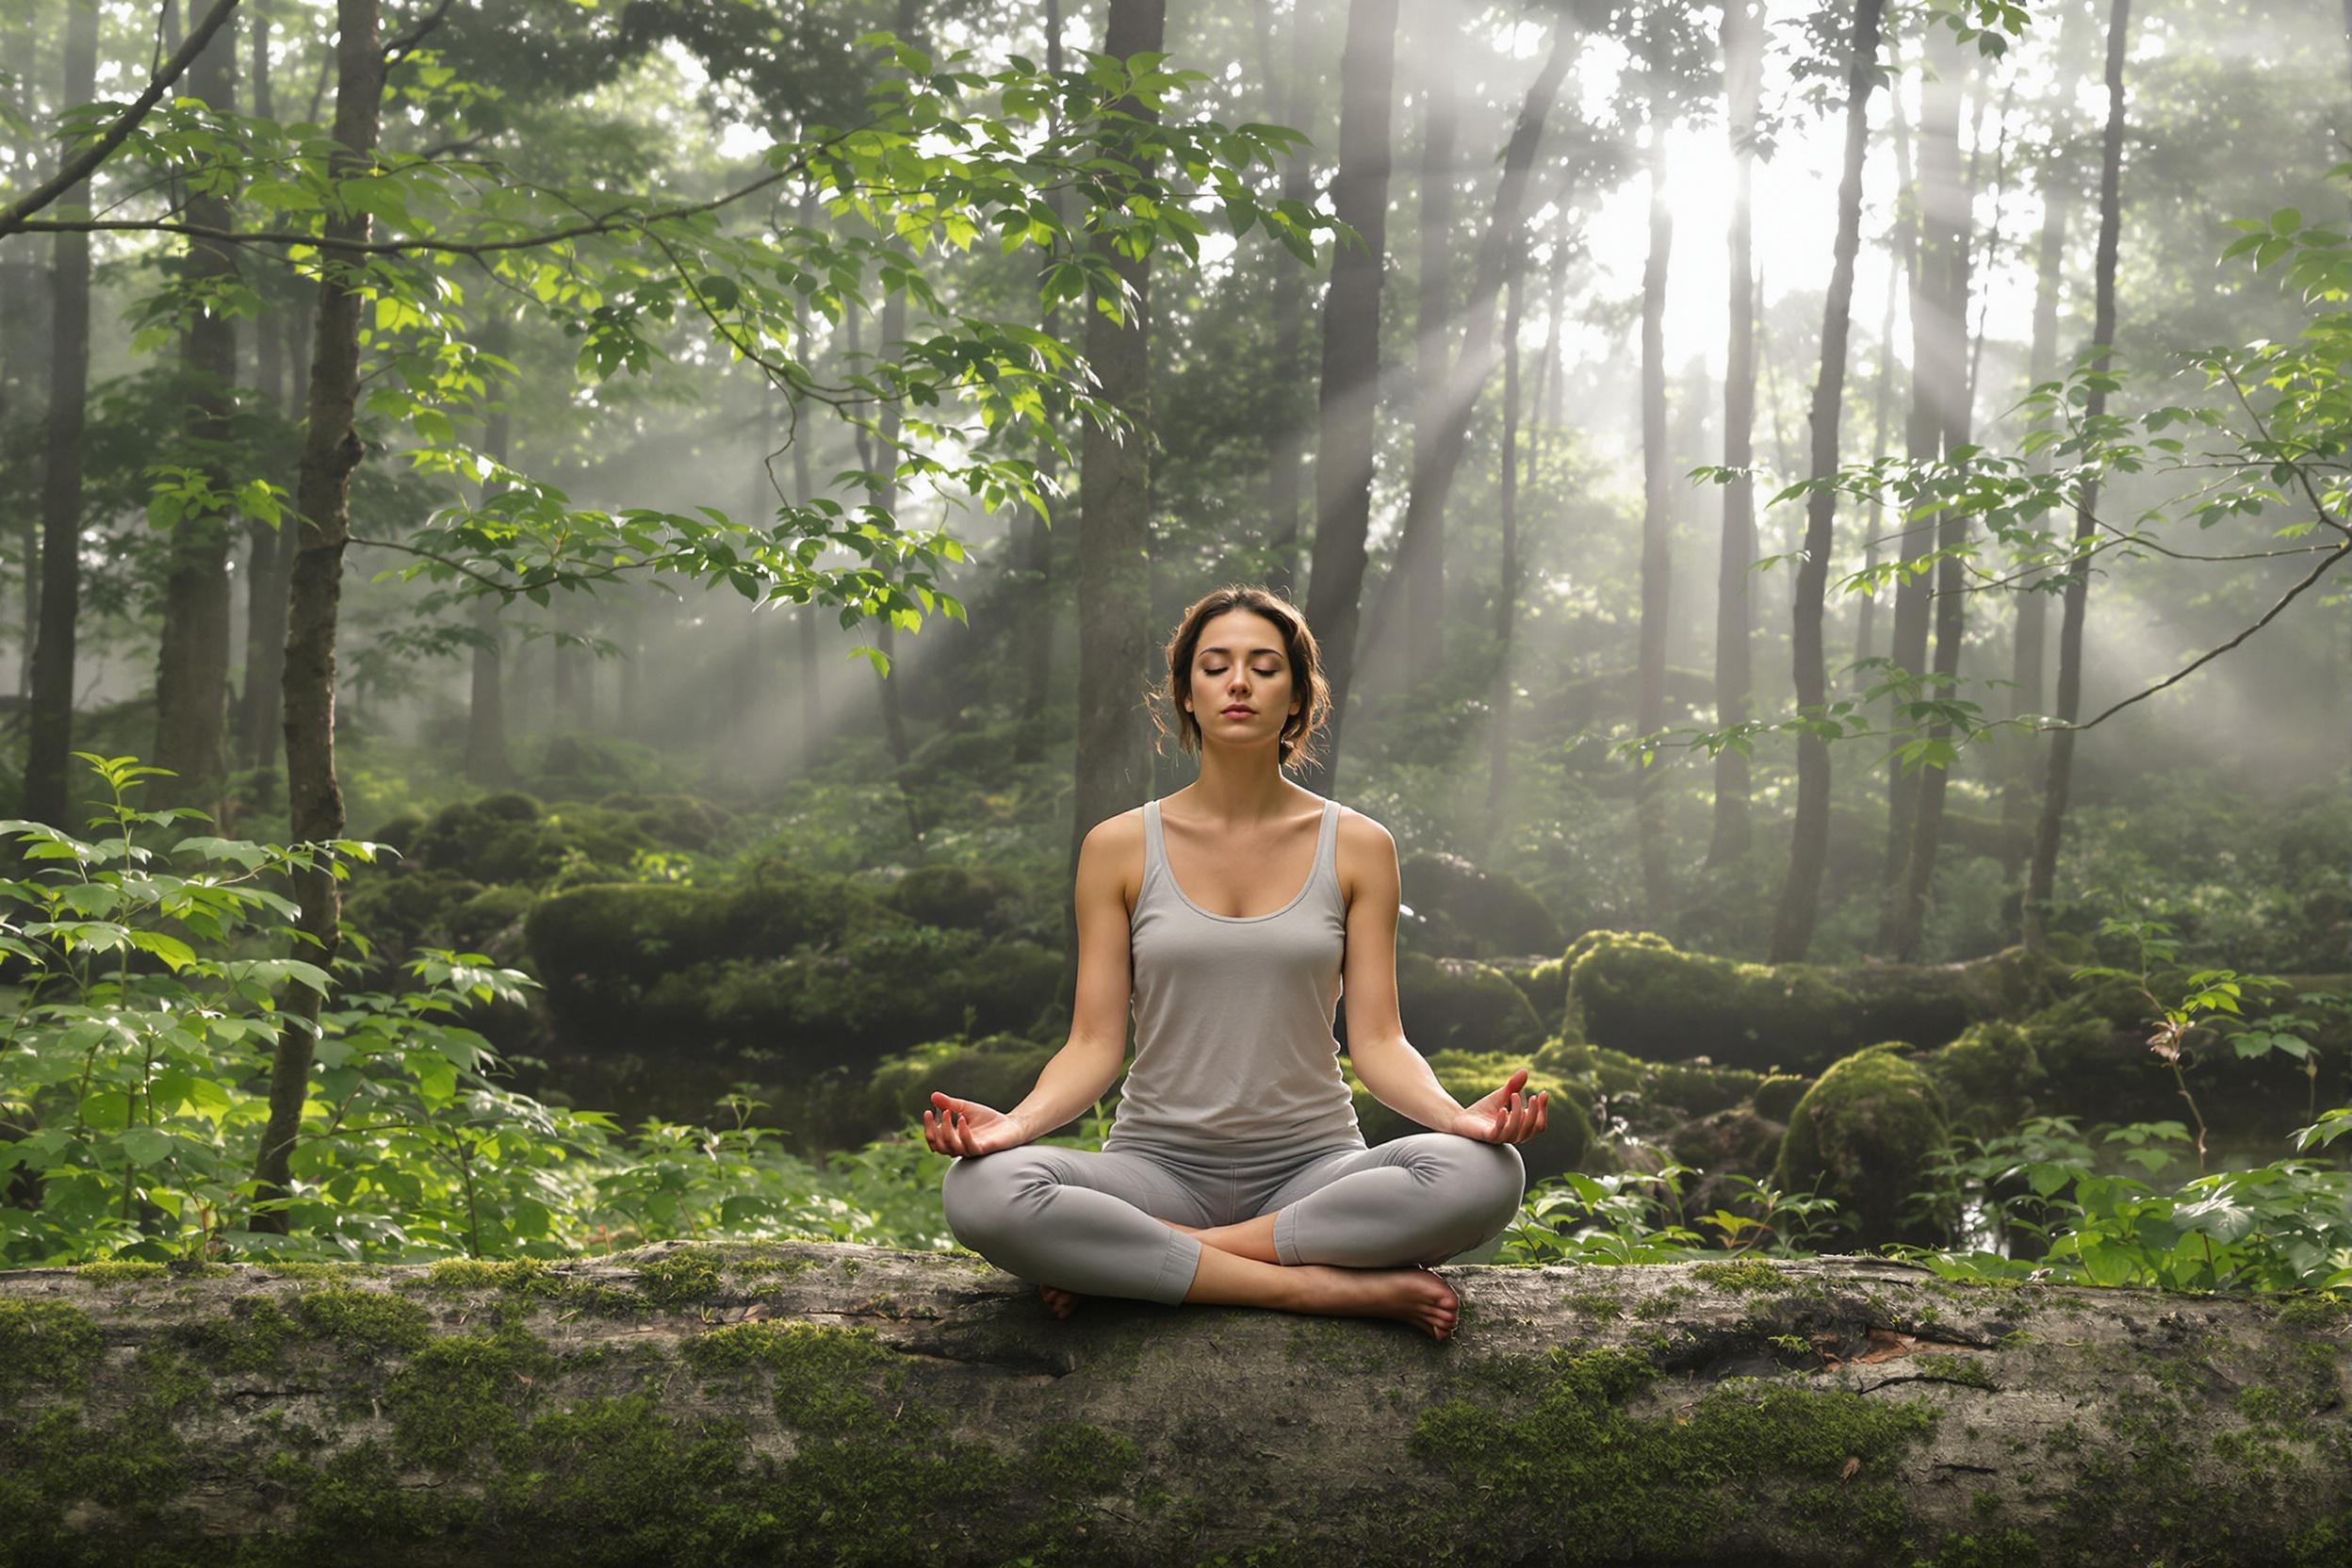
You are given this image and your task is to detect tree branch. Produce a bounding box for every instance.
[0,0,243,239]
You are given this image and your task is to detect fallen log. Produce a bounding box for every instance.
[2,1243,2347,1565]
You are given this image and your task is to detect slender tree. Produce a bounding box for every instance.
[1297,0,1401,800]
[0,3,41,697]
[23,0,99,831]
[2025,0,2131,952]
[1258,0,1315,601]
[1482,204,1528,847]
[1399,0,1461,678]
[154,8,241,813]
[1770,0,1886,963]
[1067,0,1170,980]
[237,0,292,784]
[1707,0,1764,869]
[1636,122,1674,923]
[251,0,386,1233]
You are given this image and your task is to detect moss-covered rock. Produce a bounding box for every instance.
[1345,1050,1591,1183]
[1923,1020,2048,1139]
[883,865,1018,934]
[1398,853,1565,959]
[1773,1046,1952,1249]
[1395,951,1547,1055]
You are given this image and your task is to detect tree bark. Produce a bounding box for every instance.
[1636,128,1674,925]
[152,9,241,816]
[22,0,99,832]
[249,0,384,1235]
[2025,0,2131,954]
[1707,0,1764,871]
[5,1243,2348,1565]
[1481,209,1526,850]
[1770,0,1886,964]
[1066,0,1168,985]
[0,2,42,700]
[1296,0,1401,801]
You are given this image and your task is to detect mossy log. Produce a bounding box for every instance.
[7,1246,2351,1566]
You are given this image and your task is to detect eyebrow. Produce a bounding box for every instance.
[1198,645,1282,658]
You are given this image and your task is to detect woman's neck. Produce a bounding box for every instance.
[1174,746,1309,825]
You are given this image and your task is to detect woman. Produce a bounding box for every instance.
[925,584,1547,1342]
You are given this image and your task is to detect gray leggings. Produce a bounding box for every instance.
[939,1133,1527,1305]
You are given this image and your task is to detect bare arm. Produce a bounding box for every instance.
[1003,816,1134,1135]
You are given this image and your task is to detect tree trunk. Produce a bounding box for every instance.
[2001,0,2088,880]
[1296,0,1401,801]
[2025,0,2131,954]
[1770,0,1886,965]
[153,14,240,816]
[1878,43,1968,944]
[0,1,41,701]
[1016,0,1070,754]
[22,0,99,832]
[237,0,290,788]
[249,0,385,1235]
[6,1244,2349,1565]
[1636,128,1674,925]
[1707,0,1764,871]
[1400,0,1460,679]
[1481,211,1526,850]
[1885,35,1982,963]
[1066,0,1168,987]
[871,0,923,796]
[1259,0,1315,603]
[1357,31,1575,708]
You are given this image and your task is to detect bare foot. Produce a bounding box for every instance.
[1298,1264,1461,1341]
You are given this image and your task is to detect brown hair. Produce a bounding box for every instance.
[1148,583,1331,775]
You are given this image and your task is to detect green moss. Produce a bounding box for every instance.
[171,1292,300,1373]
[253,1260,366,1282]
[1919,1527,2043,1568]
[384,1319,561,1470]
[1393,950,1551,1055]
[683,1320,900,1431]
[1561,1289,1625,1320]
[74,1260,168,1284]
[2273,1294,2349,1330]
[1910,1354,1998,1391]
[0,1300,104,1406]
[293,1286,433,1357]
[1752,1072,1812,1123]
[1690,1259,1792,1294]
[632,1245,729,1306]
[1773,1046,1952,1248]
[1404,1347,1936,1560]
[417,1257,558,1294]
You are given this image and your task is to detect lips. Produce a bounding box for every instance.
[1221,706,1255,717]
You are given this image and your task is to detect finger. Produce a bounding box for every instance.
[922,1109,941,1155]
[1506,1068,1529,1096]
[946,1110,970,1157]
[1533,1094,1549,1135]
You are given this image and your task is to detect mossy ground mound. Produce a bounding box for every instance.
[1397,852,1565,959]
[1392,952,1547,1055]
[1773,1046,1952,1248]
[1344,1050,1592,1183]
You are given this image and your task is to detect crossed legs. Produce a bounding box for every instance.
[939,1135,1525,1341]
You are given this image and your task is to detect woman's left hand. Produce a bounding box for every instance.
[1448,1067,1548,1145]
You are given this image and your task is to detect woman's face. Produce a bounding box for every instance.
[1185,609,1299,750]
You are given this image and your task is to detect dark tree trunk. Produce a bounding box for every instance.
[1258,0,1315,603]
[1636,128,1674,925]
[1066,0,1168,987]
[1877,40,1968,952]
[2026,0,2130,953]
[1296,0,1401,801]
[250,0,385,1235]
[23,0,99,831]
[1358,31,1574,710]
[153,14,240,815]
[1707,0,1764,871]
[1770,0,1886,964]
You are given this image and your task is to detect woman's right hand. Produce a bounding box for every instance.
[922,1092,1033,1159]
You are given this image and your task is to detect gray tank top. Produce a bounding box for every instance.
[1103,795,1364,1153]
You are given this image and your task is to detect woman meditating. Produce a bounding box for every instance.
[926,584,1547,1343]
